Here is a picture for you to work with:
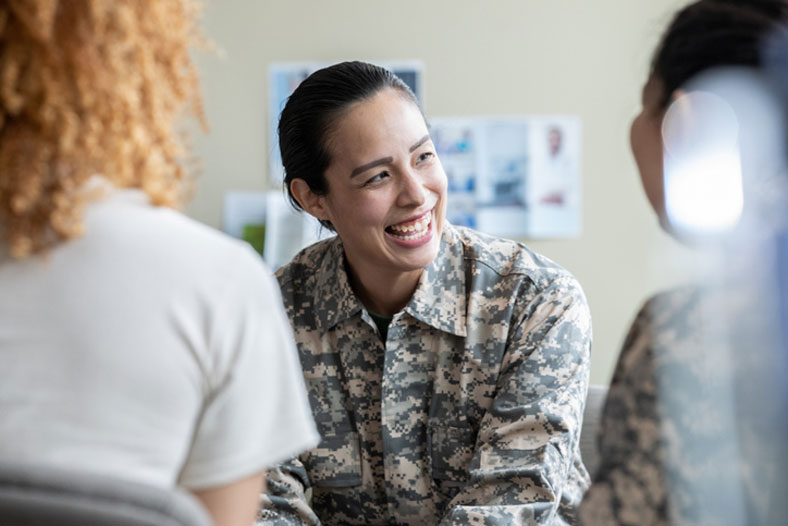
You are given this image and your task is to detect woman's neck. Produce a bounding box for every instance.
[344,258,423,316]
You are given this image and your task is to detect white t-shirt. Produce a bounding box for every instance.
[0,181,318,490]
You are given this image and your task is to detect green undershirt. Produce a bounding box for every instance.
[368,310,393,342]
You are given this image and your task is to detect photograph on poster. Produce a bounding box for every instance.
[526,116,582,238]
[431,115,581,239]
[268,60,424,186]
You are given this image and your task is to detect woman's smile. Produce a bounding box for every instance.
[385,210,434,244]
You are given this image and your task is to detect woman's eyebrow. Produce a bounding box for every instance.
[350,157,393,178]
[350,134,431,178]
[409,134,430,152]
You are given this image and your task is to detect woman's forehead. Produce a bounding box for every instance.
[327,90,428,156]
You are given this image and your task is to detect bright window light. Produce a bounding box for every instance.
[664,150,743,233]
[662,91,744,234]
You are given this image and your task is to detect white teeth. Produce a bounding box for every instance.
[390,216,430,234]
[389,215,431,240]
[394,231,426,240]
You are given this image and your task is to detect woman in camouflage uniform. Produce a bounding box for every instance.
[258,61,593,526]
[580,1,788,524]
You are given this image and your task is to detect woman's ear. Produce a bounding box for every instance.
[669,88,687,104]
[290,178,331,222]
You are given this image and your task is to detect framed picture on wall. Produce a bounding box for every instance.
[431,115,582,239]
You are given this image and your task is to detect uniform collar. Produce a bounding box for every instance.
[405,224,467,337]
[313,236,364,331]
[313,225,467,337]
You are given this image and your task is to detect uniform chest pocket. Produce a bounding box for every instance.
[428,423,476,485]
[303,431,362,488]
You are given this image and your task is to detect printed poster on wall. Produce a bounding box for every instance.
[268,60,424,186]
[430,115,581,239]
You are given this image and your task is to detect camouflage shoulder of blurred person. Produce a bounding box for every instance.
[579,283,781,526]
[578,289,696,526]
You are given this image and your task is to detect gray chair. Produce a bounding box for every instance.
[0,460,212,526]
[579,383,609,478]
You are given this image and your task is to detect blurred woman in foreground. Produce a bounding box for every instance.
[0,2,317,525]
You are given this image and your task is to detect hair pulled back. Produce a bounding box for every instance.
[652,0,788,107]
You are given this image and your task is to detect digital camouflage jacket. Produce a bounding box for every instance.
[259,224,592,526]
[579,285,788,526]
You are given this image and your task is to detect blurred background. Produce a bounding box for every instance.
[187,0,693,385]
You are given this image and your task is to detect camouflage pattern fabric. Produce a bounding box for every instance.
[579,289,697,526]
[259,224,592,526]
[579,284,787,526]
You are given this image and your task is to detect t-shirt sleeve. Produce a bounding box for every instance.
[178,246,319,490]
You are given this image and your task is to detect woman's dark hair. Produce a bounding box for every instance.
[652,0,788,107]
[278,61,419,230]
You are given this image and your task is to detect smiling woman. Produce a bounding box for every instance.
[290,88,446,314]
[260,61,593,526]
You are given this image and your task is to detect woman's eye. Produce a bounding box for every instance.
[365,171,389,185]
[417,151,435,163]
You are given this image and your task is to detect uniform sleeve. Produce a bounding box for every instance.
[439,275,592,525]
[257,457,321,525]
[178,247,319,490]
[578,301,668,526]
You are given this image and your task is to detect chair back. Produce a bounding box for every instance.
[580,383,609,478]
[0,460,212,526]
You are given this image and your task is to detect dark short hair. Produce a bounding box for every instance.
[652,0,788,107]
[277,61,419,230]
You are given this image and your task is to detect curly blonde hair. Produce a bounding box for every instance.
[0,0,204,258]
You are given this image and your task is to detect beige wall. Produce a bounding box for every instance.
[187,0,695,385]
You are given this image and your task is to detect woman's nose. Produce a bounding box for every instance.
[397,168,427,207]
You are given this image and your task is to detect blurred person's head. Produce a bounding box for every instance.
[631,0,788,230]
[0,0,204,258]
